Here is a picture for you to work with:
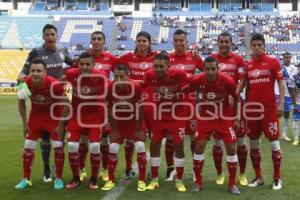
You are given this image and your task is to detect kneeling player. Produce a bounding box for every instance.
[187,57,241,195]
[64,52,108,190]
[101,64,147,191]
[15,58,68,190]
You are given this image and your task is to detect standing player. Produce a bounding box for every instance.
[187,56,241,194]
[289,66,300,145]
[117,31,157,179]
[15,58,68,189]
[246,33,285,190]
[18,24,73,182]
[210,32,248,186]
[144,52,188,192]
[64,52,107,189]
[280,52,297,141]
[165,29,204,181]
[101,64,147,192]
[76,31,117,182]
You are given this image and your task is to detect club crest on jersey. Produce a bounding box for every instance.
[218,63,226,70]
[81,86,91,94]
[252,69,260,78]
[140,62,149,69]
[95,63,102,69]
[158,86,169,94]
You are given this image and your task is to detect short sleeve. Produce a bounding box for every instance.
[272,58,284,81]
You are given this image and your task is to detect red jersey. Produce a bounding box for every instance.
[144,69,188,124]
[107,79,142,124]
[72,50,116,78]
[246,53,284,108]
[169,51,204,77]
[64,68,107,119]
[189,72,237,119]
[118,52,157,80]
[93,51,117,78]
[25,76,64,115]
[211,52,246,83]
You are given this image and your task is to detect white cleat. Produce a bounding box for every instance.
[165,169,177,182]
[272,179,282,191]
[281,135,291,141]
[248,178,264,187]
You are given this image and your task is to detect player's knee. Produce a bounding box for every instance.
[109,143,120,154]
[270,140,281,151]
[214,139,222,146]
[24,140,37,149]
[135,141,145,153]
[89,142,100,154]
[68,142,79,153]
[250,139,260,149]
[51,140,63,148]
[293,121,299,128]
[237,137,246,146]
[101,136,110,145]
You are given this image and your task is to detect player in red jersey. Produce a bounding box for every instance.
[186,57,241,195]
[117,31,157,179]
[165,29,204,181]
[15,58,69,190]
[210,32,248,186]
[64,52,108,190]
[245,33,285,191]
[101,64,147,192]
[74,31,117,182]
[144,52,188,192]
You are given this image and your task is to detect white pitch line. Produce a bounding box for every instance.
[101,152,151,200]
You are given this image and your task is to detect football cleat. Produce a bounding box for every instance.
[54,178,64,190]
[89,177,98,190]
[248,177,264,187]
[15,179,32,190]
[165,167,176,182]
[65,178,81,189]
[238,174,249,186]
[137,180,146,192]
[43,170,52,183]
[146,180,159,191]
[272,179,282,191]
[292,139,299,146]
[228,185,241,195]
[281,135,291,141]
[80,168,87,181]
[125,169,136,180]
[100,169,109,181]
[175,180,187,192]
[215,173,225,185]
[101,180,115,191]
[190,183,202,192]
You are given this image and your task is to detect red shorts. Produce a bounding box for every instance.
[67,118,102,142]
[151,127,185,144]
[246,109,280,141]
[196,120,236,144]
[26,115,61,141]
[113,122,140,144]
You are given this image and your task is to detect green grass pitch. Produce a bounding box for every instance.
[0,95,299,200]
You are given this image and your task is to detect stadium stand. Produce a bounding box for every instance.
[0,50,28,84]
